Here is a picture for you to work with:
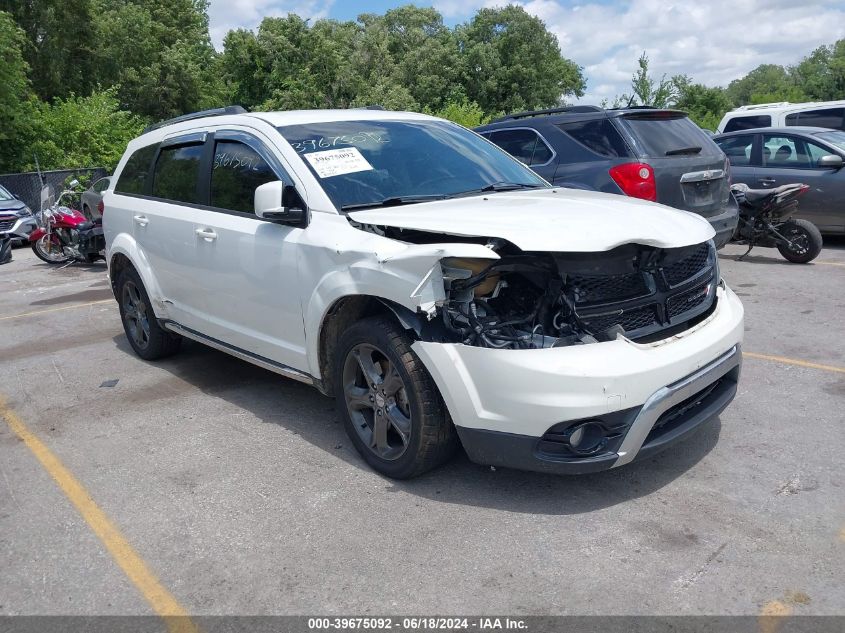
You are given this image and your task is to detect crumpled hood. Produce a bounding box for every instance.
[348,188,715,252]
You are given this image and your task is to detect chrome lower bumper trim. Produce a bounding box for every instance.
[612,344,741,467]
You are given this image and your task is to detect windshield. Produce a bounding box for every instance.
[277,119,547,210]
[815,130,845,153]
[0,186,14,201]
[618,114,721,158]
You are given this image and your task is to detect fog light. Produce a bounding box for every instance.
[566,422,606,455]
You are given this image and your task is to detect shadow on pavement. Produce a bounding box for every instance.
[115,335,720,517]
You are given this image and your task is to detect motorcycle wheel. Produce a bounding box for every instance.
[776,219,823,264]
[31,234,72,264]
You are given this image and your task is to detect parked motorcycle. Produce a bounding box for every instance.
[29,182,105,265]
[730,182,823,264]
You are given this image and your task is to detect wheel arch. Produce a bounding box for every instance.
[316,295,422,397]
[107,235,167,317]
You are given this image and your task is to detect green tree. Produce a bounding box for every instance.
[792,40,845,101]
[725,64,805,106]
[425,99,490,128]
[619,52,678,108]
[93,0,222,120]
[673,75,734,131]
[0,0,98,101]
[0,11,36,172]
[456,5,585,115]
[26,89,145,171]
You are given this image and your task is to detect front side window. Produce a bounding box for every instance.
[151,144,203,204]
[715,135,755,166]
[93,177,110,193]
[723,115,771,133]
[277,119,547,211]
[210,140,279,213]
[115,144,158,195]
[762,135,834,169]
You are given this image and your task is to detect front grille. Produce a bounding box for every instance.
[567,242,716,340]
[569,272,649,304]
[581,304,658,334]
[663,243,710,286]
[666,281,711,319]
[0,218,15,231]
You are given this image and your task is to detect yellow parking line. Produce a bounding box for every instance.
[815,261,845,267]
[759,600,792,633]
[0,299,113,321]
[743,351,845,375]
[0,397,199,633]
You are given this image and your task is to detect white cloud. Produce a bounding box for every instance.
[208,0,335,49]
[434,0,845,103]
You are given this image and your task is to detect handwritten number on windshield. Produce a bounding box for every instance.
[290,132,389,153]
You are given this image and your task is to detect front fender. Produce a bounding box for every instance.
[28,227,46,242]
[107,233,169,319]
[302,241,499,380]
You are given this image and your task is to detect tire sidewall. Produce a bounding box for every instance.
[777,220,822,263]
[334,319,432,478]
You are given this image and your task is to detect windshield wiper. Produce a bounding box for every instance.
[665,146,702,156]
[451,182,544,197]
[340,194,446,212]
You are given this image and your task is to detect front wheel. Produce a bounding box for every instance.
[776,219,823,263]
[31,234,71,264]
[117,267,182,360]
[334,316,458,479]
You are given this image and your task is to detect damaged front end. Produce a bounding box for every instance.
[435,240,718,350]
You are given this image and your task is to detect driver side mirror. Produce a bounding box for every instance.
[818,154,843,169]
[254,181,308,227]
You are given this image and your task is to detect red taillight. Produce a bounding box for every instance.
[609,162,657,202]
[97,200,104,216]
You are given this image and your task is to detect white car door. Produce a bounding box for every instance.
[187,129,308,371]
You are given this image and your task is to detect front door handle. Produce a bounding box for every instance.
[195,228,217,242]
[133,214,148,227]
[758,178,777,186]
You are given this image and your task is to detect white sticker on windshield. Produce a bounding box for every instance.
[304,147,374,178]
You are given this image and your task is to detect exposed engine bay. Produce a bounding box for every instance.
[437,240,718,350]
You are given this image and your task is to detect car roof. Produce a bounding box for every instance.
[476,108,688,132]
[724,100,845,116]
[128,109,442,150]
[715,126,837,137]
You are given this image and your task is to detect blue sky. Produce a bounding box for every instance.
[207,1,845,104]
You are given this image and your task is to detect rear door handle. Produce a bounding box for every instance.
[195,228,217,242]
[133,214,148,226]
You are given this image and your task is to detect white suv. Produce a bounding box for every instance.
[717,100,845,133]
[104,106,744,478]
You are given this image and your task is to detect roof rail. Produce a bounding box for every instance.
[354,104,386,110]
[733,102,791,112]
[491,105,603,123]
[143,105,249,133]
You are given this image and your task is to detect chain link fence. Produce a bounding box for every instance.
[0,168,109,213]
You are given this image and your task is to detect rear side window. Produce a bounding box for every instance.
[715,135,755,166]
[558,119,631,157]
[619,115,720,157]
[488,129,554,165]
[115,144,157,195]
[723,115,771,133]
[785,108,845,130]
[152,144,204,204]
[210,140,279,214]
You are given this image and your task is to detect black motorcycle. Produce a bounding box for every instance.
[730,182,823,264]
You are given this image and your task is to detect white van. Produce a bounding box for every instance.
[717,100,845,134]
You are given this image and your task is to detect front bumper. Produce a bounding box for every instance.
[412,284,744,473]
[0,215,37,241]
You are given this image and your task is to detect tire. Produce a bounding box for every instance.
[334,316,458,479]
[85,253,100,263]
[116,267,181,360]
[777,219,823,263]
[31,234,71,264]
[82,205,92,221]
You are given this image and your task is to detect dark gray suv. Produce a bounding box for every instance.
[476,106,739,247]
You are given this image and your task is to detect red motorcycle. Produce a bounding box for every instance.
[29,182,105,264]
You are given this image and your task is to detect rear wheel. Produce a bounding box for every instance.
[334,316,458,479]
[31,234,71,264]
[117,267,181,360]
[777,219,822,263]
